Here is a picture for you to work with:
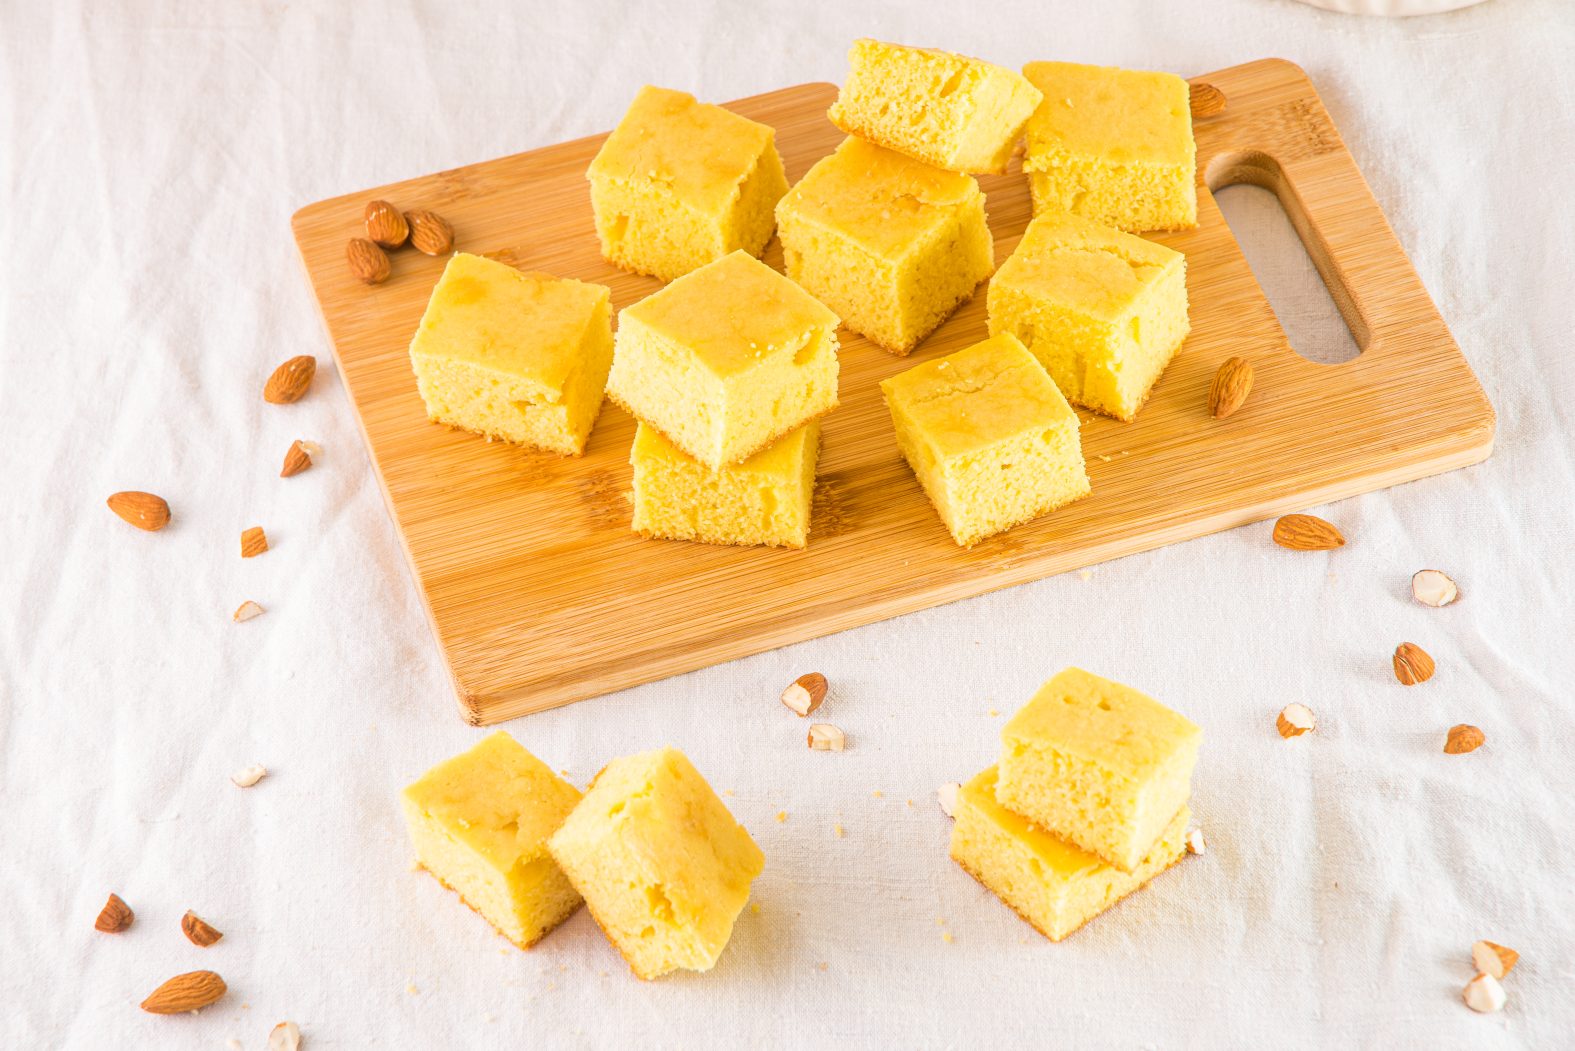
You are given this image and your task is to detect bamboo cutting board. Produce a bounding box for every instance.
[291,58,1493,724]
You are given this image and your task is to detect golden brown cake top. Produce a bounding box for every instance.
[631,420,818,477]
[620,250,839,379]
[1002,668,1202,780]
[993,210,1183,322]
[881,333,1075,459]
[408,253,609,398]
[588,85,777,213]
[1022,61,1194,168]
[778,137,982,259]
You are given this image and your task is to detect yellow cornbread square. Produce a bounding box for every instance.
[880,333,1089,548]
[950,766,1189,942]
[997,668,1201,873]
[828,39,1043,175]
[546,748,765,981]
[776,137,994,355]
[401,732,584,949]
[607,250,840,470]
[631,421,818,549]
[408,253,613,455]
[1021,61,1197,232]
[588,85,789,281]
[987,210,1189,422]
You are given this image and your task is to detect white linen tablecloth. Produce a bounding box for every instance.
[2,1,1572,1047]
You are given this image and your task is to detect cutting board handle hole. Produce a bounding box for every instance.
[1206,150,1367,364]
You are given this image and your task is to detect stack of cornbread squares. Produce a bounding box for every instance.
[403,733,765,980]
[949,668,1202,940]
[405,39,1201,549]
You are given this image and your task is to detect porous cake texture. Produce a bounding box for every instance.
[881,333,1090,548]
[987,210,1189,422]
[829,39,1043,175]
[1021,61,1197,232]
[630,421,818,549]
[950,766,1188,942]
[997,668,1201,873]
[607,250,840,470]
[588,85,789,281]
[776,137,994,355]
[547,748,764,980]
[401,732,584,949]
[408,253,613,455]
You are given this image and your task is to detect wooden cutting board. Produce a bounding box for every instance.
[291,58,1493,725]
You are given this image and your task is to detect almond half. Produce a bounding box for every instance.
[264,355,317,405]
[1277,703,1316,738]
[181,910,223,947]
[241,526,269,559]
[1392,642,1435,685]
[280,440,313,478]
[94,893,134,933]
[233,600,265,623]
[1445,724,1485,755]
[1462,972,1506,1014]
[364,199,409,248]
[1412,569,1460,607]
[269,1022,303,1051]
[1189,81,1227,119]
[140,970,227,1014]
[1472,940,1519,980]
[807,723,846,751]
[107,491,171,532]
[1272,514,1345,551]
[1208,356,1254,418]
[781,672,828,716]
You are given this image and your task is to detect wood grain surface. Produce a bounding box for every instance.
[291,58,1494,724]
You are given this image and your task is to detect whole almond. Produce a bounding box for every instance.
[1272,514,1345,551]
[407,209,454,255]
[181,910,224,947]
[364,199,409,248]
[1189,81,1227,119]
[1392,642,1435,685]
[264,355,316,404]
[781,672,828,716]
[1445,724,1485,754]
[140,970,227,1014]
[1471,939,1519,980]
[347,237,391,285]
[280,440,313,478]
[1208,356,1254,418]
[107,491,171,532]
[94,893,134,933]
[241,525,269,559]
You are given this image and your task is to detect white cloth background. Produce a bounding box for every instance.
[2,1,1572,1047]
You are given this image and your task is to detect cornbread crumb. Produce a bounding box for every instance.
[942,931,954,944]
[834,824,845,838]
[588,86,788,281]
[776,811,788,823]
[829,39,1043,175]
[873,790,884,798]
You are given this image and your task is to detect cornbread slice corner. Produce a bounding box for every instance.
[776,137,994,355]
[408,253,614,454]
[401,732,584,949]
[588,85,789,281]
[829,39,1043,175]
[631,420,819,549]
[950,766,1188,942]
[987,210,1189,422]
[881,332,1090,547]
[997,668,1201,873]
[607,250,840,470]
[546,748,765,981]
[1021,61,1197,232]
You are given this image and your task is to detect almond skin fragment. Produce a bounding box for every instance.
[1445,724,1485,754]
[1272,514,1345,551]
[1277,703,1316,738]
[1412,569,1460,607]
[241,526,269,559]
[406,209,454,255]
[1208,356,1254,418]
[1392,642,1435,685]
[280,440,313,478]
[107,491,171,532]
[181,910,223,947]
[140,970,227,1014]
[364,199,409,248]
[264,355,316,404]
[94,893,134,933]
[1472,940,1519,980]
[781,672,828,716]
[807,723,845,751]
[346,237,391,285]
[1189,81,1227,119]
